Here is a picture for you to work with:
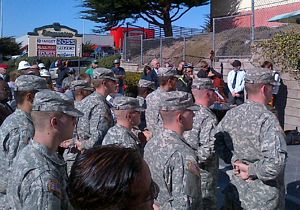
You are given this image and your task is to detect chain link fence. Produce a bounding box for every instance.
[213,0,299,58]
[124,35,188,67]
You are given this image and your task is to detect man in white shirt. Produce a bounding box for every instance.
[227,60,245,105]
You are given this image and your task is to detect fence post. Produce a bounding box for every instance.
[183,36,186,61]
[123,32,127,61]
[251,0,255,43]
[160,37,163,66]
[212,18,216,67]
[140,35,143,68]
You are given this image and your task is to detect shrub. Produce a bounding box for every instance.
[124,72,142,97]
[98,55,121,69]
[257,32,300,79]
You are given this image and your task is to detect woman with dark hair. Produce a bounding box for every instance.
[261,61,273,70]
[141,65,158,87]
[68,145,159,210]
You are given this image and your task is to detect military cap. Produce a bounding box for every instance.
[157,67,178,77]
[184,63,194,69]
[192,78,215,90]
[160,91,200,111]
[112,96,144,112]
[15,75,48,91]
[92,59,98,64]
[245,67,279,85]
[70,80,94,91]
[92,68,118,81]
[137,79,156,90]
[32,90,83,117]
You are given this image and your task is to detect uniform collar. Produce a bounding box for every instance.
[31,140,65,166]
[15,108,33,123]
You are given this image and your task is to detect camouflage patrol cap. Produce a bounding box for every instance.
[70,80,94,91]
[160,91,200,111]
[192,78,215,90]
[157,67,178,77]
[138,79,156,90]
[15,75,48,91]
[32,90,83,117]
[245,67,278,85]
[92,68,118,81]
[112,96,144,112]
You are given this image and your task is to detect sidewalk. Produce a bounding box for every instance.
[217,144,300,210]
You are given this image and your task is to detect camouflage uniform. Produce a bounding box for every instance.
[63,80,95,174]
[144,91,202,209]
[145,68,178,134]
[145,87,165,133]
[7,90,83,210]
[184,78,218,210]
[76,68,117,149]
[215,68,287,210]
[102,96,144,155]
[137,79,155,130]
[103,124,142,154]
[184,104,218,210]
[7,140,73,209]
[0,75,47,206]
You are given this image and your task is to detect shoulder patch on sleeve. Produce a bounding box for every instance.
[47,179,62,199]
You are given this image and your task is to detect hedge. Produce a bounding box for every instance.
[124,71,142,97]
[258,32,300,79]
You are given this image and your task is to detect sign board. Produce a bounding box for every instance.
[56,38,76,57]
[36,38,76,57]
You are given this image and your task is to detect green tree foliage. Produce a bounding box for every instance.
[0,37,21,56]
[82,41,95,55]
[98,54,121,69]
[201,14,212,32]
[81,0,209,37]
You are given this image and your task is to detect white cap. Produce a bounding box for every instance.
[38,63,45,69]
[40,69,51,77]
[18,61,31,70]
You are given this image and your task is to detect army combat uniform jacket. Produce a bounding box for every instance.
[76,91,114,149]
[145,87,165,134]
[215,100,287,210]
[7,140,72,210]
[144,128,202,210]
[184,105,218,210]
[0,109,34,205]
[102,124,143,156]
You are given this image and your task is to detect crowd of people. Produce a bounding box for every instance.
[0,57,287,210]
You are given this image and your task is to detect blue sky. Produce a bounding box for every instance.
[3,0,210,37]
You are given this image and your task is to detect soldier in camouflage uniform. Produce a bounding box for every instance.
[136,79,155,130]
[62,80,94,174]
[7,90,83,209]
[144,91,202,209]
[102,96,145,155]
[145,67,178,134]
[75,68,118,150]
[215,68,287,210]
[184,78,218,210]
[0,75,47,206]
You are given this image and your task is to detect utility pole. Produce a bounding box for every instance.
[0,0,3,38]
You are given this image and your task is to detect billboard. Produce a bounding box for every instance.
[36,38,76,57]
[56,38,76,57]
